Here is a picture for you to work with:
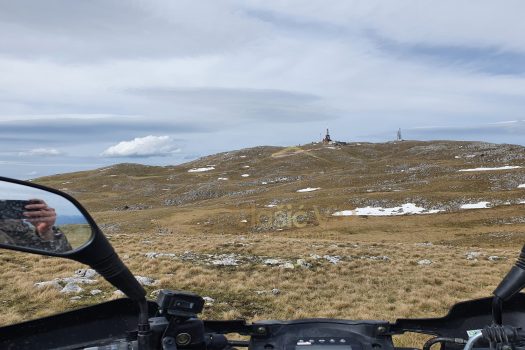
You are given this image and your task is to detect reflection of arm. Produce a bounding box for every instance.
[46,226,73,253]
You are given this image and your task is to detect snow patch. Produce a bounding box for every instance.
[459,166,522,172]
[241,174,250,177]
[188,167,215,173]
[297,187,321,193]
[518,184,525,188]
[460,201,490,209]
[332,203,441,216]
[218,177,228,180]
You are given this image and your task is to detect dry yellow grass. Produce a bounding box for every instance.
[0,140,524,348]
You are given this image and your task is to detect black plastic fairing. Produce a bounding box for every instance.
[0,298,158,349]
[392,293,525,338]
[249,319,394,350]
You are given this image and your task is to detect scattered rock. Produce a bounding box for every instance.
[61,277,98,285]
[296,259,312,268]
[34,280,61,290]
[417,259,432,265]
[70,296,82,301]
[113,290,125,297]
[282,262,295,269]
[211,255,239,266]
[488,256,505,261]
[264,259,281,266]
[271,288,280,295]
[135,276,157,286]
[323,255,341,264]
[75,269,98,279]
[145,252,177,259]
[60,282,83,294]
[466,252,482,260]
[203,296,215,304]
[359,255,390,261]
[90,289,103,296]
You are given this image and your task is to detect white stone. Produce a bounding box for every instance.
[90,289,103,295]
[135,276,156,286]
[211,257,238,266]
[417,259,432,265]
[466,252,482,260]
[34,280,61,290]
[61,282,83,294]
[114,290,125,297]
[488,256,505,261]
[296,259,312,268]
[203,296,215,304]
[323,255,341,264]
[264,259,281,266]
[75,269,98,279]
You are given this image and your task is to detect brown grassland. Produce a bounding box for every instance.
[0,140,524,347]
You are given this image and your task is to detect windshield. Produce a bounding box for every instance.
[0,2,524,348]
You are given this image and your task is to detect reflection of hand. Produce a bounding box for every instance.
[23,199,57,240]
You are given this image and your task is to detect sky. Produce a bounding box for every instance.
[0,182,87,217]
[1,0,525,179]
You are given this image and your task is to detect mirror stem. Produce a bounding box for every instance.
[137,298,151,350]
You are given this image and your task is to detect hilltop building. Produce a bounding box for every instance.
[319,128,347,146]
[322,129,332,144]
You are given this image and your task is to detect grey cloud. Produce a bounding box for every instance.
[410,121,525,136]
[128,87,337,122]
[0,117,213,143]
[0,1,264,62]
[368,31,525,76]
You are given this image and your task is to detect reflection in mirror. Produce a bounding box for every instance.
[0,181,93,254]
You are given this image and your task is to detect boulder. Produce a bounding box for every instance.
[60,282,83,294]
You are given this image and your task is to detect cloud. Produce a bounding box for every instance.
[101,135,181,158]
[2,1,525,179]
[128,87,336,122]
[0,117,211,144]
[18,148,64,156]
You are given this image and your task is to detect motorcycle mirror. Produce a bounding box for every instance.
[0,182,93,253]
[0,176,146,301]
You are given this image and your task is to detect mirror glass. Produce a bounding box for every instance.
[0,180,93,254]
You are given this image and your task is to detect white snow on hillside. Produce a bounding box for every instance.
[217,177,228,180]
[332,203,441,216]
[518,184,525,188]
[460,201,490,209]
[241,174,250,177]
[297,187,321,193]
[188,167,215,173]
[459,166,522,172]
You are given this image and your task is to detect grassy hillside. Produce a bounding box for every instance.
[1,140,525,346]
